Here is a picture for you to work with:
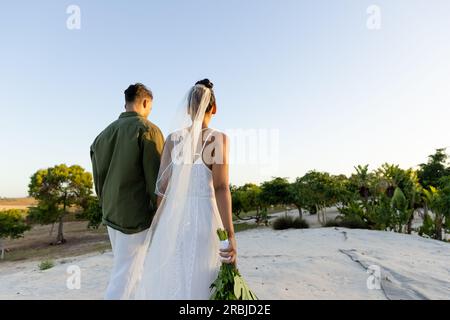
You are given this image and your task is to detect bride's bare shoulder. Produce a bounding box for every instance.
[207,128,226,138]
[210,130,229,146]
[205,130,229,159]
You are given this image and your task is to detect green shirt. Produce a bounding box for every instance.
[90,111,165,234]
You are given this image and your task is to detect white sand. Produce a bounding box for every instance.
[0,228,449,300]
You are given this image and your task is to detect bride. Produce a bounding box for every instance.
[126,79,237,299]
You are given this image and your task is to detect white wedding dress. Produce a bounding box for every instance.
[133,128,225,299]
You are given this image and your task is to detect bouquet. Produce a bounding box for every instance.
[209,229,258,300]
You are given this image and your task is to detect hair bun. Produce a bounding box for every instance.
[195,79,214,89]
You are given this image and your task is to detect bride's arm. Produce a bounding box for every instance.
[212,133,237,265]
[155,134,174,206]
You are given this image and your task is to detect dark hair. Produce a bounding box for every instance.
[124,83,153,104]
[195,79,216,112]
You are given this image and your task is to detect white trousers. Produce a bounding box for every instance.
[104,226,148,300]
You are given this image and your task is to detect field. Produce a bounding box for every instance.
[0,197,37,211]
[0,198,110,263]
[1,221,110,263]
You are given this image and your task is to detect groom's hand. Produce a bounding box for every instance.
[219,235,237,266]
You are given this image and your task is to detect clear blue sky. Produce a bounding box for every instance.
[1,0,449,197]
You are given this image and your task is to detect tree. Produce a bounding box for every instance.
[332,174,355,210]
[339,164,421,233]
[375,164,422,233]
[390,187,411,233]
[295,171,339,224]
[0,209,31,259]
[352,165,372,201]
[259,177,290,209]
[423,177,450,241]
[418,148,450,189]
[76,195,103,229]
[231,184,266,224]
[288,178,310,219]
[231,185,244,218]
[288,174,337,219]
[28,164,93,244]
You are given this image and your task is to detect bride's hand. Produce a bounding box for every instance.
[219,235,237,266]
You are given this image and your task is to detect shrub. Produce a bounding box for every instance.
[272,215,294,230]
[76,196,102,229]
[418,213,435,238]
[339,217,369,229]
[38,260,55,270]
[323,219,340,227]
[272,216,309,230]
[324,216,369,229]
[292,217,309,229]
[0,209,30,239]
[0,209,31,259]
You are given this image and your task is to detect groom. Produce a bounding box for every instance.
[90,83,165,299]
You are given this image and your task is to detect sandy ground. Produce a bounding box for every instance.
[1,227,449,300]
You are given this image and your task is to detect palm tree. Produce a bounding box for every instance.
[423,180,450,241]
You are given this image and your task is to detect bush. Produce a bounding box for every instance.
[0,209,30,239]
[323,219,340,227]
[272,215,294,230]
[38,260,55,270]
[76,196,103,229]
[0,209,31,259]
[324,216,369,229]
[292,217,309,229]
[418,213,435,238]
[272,215,309,230]
[339,217,369,229]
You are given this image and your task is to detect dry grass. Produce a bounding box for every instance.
[0,197,37,211]
[1,220,110,263]
[0,198,110,263]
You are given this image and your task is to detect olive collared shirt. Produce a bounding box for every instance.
[90,111,165,234]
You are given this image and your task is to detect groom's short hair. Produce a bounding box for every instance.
[124,83,153,103]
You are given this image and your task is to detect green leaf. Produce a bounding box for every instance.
[216,228,229,241]
[233,275,243,299]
